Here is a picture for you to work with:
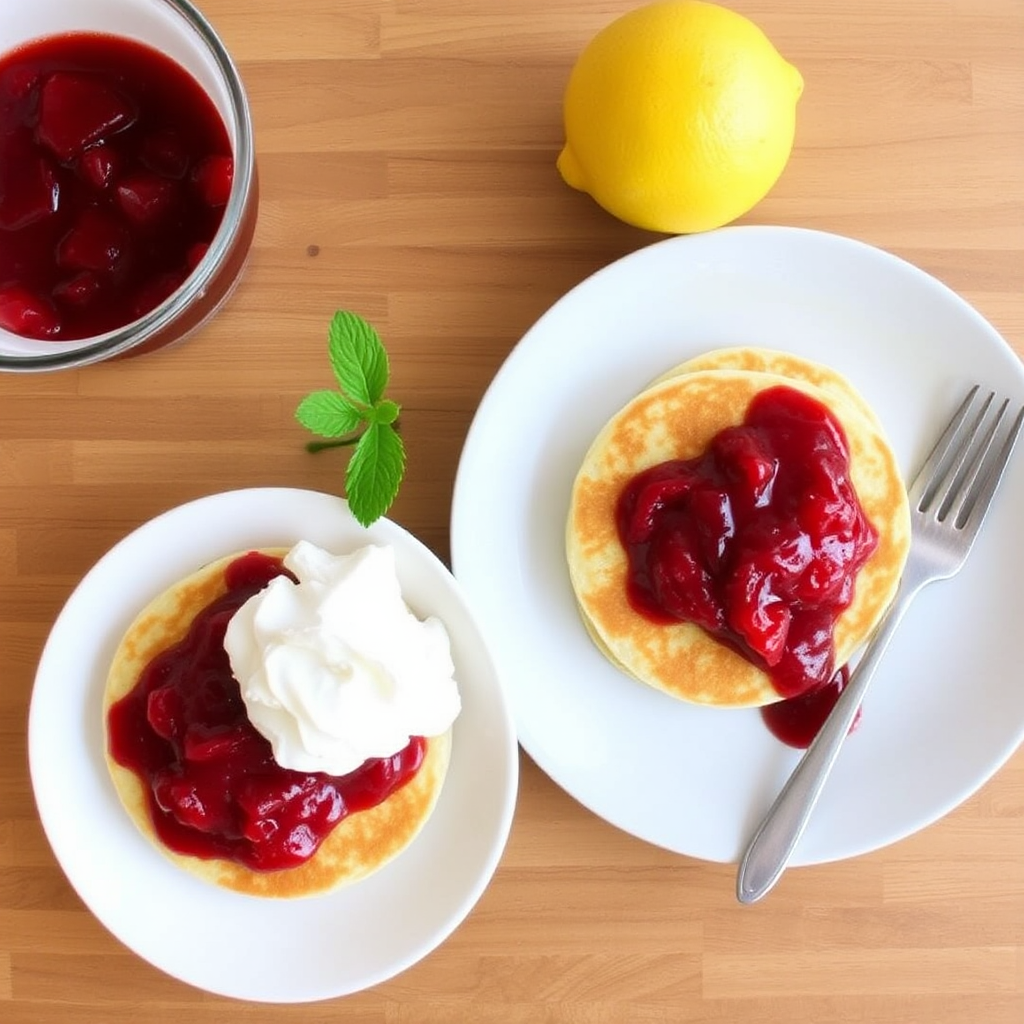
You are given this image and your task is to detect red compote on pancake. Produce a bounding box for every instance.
[104,542,461,897]
[0,32,233,340]
[566,351,911,716]
[107,552,423,870]
[616,385,878,700]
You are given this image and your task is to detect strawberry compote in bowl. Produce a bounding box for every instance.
[0,0,257,372]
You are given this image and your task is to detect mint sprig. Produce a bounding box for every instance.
[296,311,406,527]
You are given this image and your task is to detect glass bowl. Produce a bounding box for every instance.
[0,0,257,372]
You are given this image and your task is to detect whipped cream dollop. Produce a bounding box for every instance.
[224,540,461,776]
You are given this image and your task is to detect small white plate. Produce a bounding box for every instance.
[451,225,1024,866]
[28,488,518,1002]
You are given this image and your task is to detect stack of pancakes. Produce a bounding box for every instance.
[566,348,911,708]
[103,549,451,898]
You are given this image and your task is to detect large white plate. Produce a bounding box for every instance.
[28,488,518,1002]
[450,225,1024,867]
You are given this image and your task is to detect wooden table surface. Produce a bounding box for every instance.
[3,0,1023,1020]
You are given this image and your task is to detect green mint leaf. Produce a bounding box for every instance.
[328,310,389,406]
[345,421,406,527]
[295,390,366,438]
[298,310,408,527]
[369,398,401,426]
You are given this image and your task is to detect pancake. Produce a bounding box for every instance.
[103,549,452,899]
[566,363,911,708]
[649,346,884,430]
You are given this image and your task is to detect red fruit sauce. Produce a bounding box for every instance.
[0,32,233,341]
[106,551,426,872]
[616,385,879,703]
[760,664,861,749]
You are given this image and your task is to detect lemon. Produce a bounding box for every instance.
[557,0,803,234]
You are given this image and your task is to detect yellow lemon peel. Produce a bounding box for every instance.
[557,0,803,234]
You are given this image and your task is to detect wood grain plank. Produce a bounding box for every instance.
[1,0,1022,1020]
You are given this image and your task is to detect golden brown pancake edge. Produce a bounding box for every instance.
[649,346,885,430]
[102,548,452,899]
[566,365,911,708]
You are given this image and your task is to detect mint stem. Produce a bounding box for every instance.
[306,436,362,453]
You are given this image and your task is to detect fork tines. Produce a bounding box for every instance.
[916,385,1024,529]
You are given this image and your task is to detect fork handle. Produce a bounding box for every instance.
[736,587,915,904]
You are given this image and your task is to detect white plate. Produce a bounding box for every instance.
[28,488,518,1002]
[450,225,1024,867]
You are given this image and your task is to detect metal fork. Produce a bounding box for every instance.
[736,385,1024,904]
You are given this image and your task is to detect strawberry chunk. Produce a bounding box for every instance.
[714,428,778,508]
[342,749,419,810]
[688,485,735,569]
[152,774,217,833]
[0,133,60,230]
[775,611,835,694]
[182,724,253,763]
[236,776,313,826]
[115,173,177,227]
[35,71,137,161]
[56,208,129,273]
[0,286,61,339]
[3,64,40,102]
[241,815,279,845]
[140,128,189,179]
[649,530,723,632]
[237,777,344,862]
[725,561,791,666]
[794,543,858,605]
[624,467,694,544]
[798,487,857,545]
[78,145,120,190]
[146,685,182,741]
[737,521,812,601]
[131,269,187,319]
[191,154,233,207]
[53,271,102,308]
